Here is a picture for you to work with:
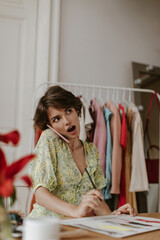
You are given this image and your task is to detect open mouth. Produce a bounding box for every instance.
[67,126,76,132]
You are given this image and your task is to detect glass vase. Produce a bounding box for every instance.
[0,206,12,240]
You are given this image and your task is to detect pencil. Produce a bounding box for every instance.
[84,168,96,189]
[84,168,102,201]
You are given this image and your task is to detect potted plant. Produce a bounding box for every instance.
[0,130,35,239]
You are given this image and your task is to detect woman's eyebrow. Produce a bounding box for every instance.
[65,107,72,111]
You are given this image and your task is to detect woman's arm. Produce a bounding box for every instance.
[35,186,104,218]
[35,187,136,217]
[35,186,77,217]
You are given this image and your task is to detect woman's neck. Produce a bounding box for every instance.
[67,137,82,152]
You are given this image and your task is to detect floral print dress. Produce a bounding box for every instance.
[29,129,107,217]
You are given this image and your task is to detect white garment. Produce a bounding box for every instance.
[129,103,149,192]
[79,98,93,141]
[147,184,159,213]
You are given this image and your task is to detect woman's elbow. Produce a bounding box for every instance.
[35,186,46,205]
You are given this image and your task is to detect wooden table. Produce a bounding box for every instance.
[13,213,160,240]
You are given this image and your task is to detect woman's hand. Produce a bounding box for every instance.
[112,203,137,217]
[72,189,104,217]
[93,190,112,216]
[73,189,112,217]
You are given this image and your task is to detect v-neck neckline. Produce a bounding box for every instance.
[66,141,88,177]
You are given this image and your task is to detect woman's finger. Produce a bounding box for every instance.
[80,199,99,215]
[126,203,136,216]
[118,203,136,216]
[82,195,101,208]
[132,208,137,216]
[86,189,103,200]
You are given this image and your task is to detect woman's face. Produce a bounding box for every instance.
[47,106,80,140]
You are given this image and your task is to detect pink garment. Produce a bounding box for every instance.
[105,101,122,194]
[92,98,107,175]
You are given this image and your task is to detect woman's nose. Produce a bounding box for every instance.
[63,116,70,125]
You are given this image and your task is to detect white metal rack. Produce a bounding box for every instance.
[34,82,160,107]
[33,82,160,211]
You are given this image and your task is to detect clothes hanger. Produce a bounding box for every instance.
[121,89,130,108]
[111,89,119,107]
[84,87,91,107]
[98,88,104,106]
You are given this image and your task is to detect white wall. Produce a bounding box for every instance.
[58,0,160,87]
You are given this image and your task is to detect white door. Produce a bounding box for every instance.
[0,0,37,215]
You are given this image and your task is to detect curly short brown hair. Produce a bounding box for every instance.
[33,85,82,130]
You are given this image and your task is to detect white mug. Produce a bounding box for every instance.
[23,217,60,240]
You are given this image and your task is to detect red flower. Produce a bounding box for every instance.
[0,130,20,145]
[0,130,35,199]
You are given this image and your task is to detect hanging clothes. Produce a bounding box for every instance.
[88,106,96,142]
[129,103,149,192]
[119,104,127,150]
[105,101,122,194]
[103,107,113,200]
[91,98,107,175]
[124,108,137,211]
[79,97,93,141]
[118,104,127,207]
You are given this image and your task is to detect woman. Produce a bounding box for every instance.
[29,86,136,218]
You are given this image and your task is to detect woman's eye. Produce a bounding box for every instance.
[53,117,59,123]
[66,108,72,114]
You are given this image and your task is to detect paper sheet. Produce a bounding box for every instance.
[60,214,160,238]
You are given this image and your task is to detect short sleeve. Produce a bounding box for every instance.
[29,129,58,192]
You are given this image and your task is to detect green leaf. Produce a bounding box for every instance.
[0,195,5,207]
[9,188,16,206]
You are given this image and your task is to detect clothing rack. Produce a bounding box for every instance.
[33,82,160,211]
[35,82,160,108]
